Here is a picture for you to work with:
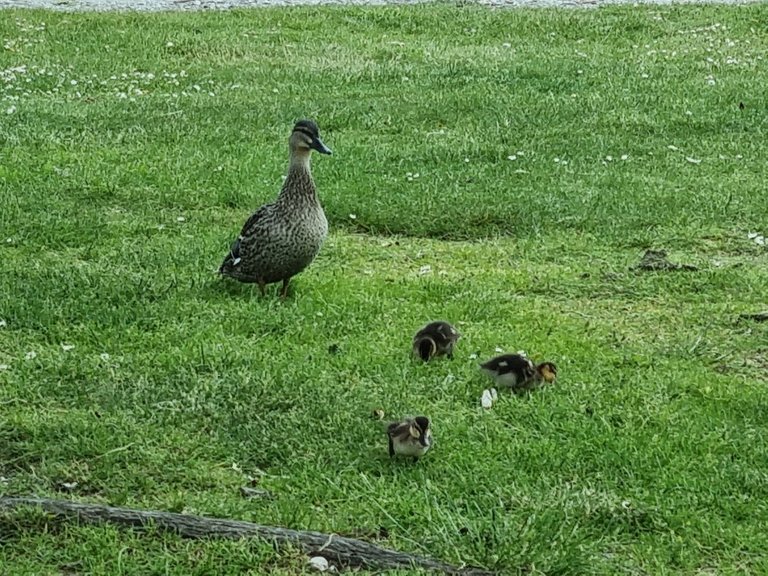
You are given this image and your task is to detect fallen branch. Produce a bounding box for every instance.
[0,496,494,576]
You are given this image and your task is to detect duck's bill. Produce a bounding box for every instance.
[311,137,332,155]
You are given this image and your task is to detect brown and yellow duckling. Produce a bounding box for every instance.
[480,353,557,393]
[386,416,433,462]
[412,321,461,362]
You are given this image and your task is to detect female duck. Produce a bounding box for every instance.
[219,119,332,299]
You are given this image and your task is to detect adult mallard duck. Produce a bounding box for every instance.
[219,119,332,299]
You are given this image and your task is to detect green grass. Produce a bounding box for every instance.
[1,3,768,574]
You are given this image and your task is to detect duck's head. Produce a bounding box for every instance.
[290,119,332,155]
[411,416,431,446]
[414,336,437,362]
[536,362,558,383]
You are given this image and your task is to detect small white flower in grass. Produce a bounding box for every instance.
[507,155,517,161]
[100,353,110,361]
[0,319,6,328]
[166,41,174,48]
[193,85,201,92]
[348,214,356,220]
[464,157,469,163]
[554,158,560,163]
[271,88,278,93]
[495,347,503,353]
[70,79,77,86]
[419,265,432,276]
[621,500,631,509]
[61,344,75,352]
[5,238,12,244]
[685,110,693,116]
[577,69,583,75]
[469,353,478,360]
[605,155,613,162]
[736,154,743,160]
[667,145,679,151]
[176,216,186,222]
[502,42,511,48]
[5,106,16,115]
[24,351,36,360]
[641,73,649,79]
[0,364,9,371]
[621,154,629,161]
[685,157,701,164]
[706,75,716,86]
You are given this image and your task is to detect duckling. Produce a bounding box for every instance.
[480,353,536,390]
[412,321,461,362]
[219,119,332,299]
[480,354,558,392]
[387,416,432,462]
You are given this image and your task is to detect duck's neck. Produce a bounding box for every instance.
[279,151,316,201]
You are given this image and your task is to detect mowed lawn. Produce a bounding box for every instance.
[1,3,767,574]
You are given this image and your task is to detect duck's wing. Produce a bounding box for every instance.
[220,204,272,269]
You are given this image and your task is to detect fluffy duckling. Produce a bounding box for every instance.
[412,321,461,362]
[219,119,332,299]
[387,416,432,462]
[481,354,558,392]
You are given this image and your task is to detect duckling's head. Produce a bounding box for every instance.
[414,336,437,362]
[412,416,431,445]
[290,119,332,156]
[536,362,558,383]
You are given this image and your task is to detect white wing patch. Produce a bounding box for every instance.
[233,257,241,266]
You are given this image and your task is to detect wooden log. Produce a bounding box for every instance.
[0,496,494,575]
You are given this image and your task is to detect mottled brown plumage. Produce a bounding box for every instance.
[219,119,332,298]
